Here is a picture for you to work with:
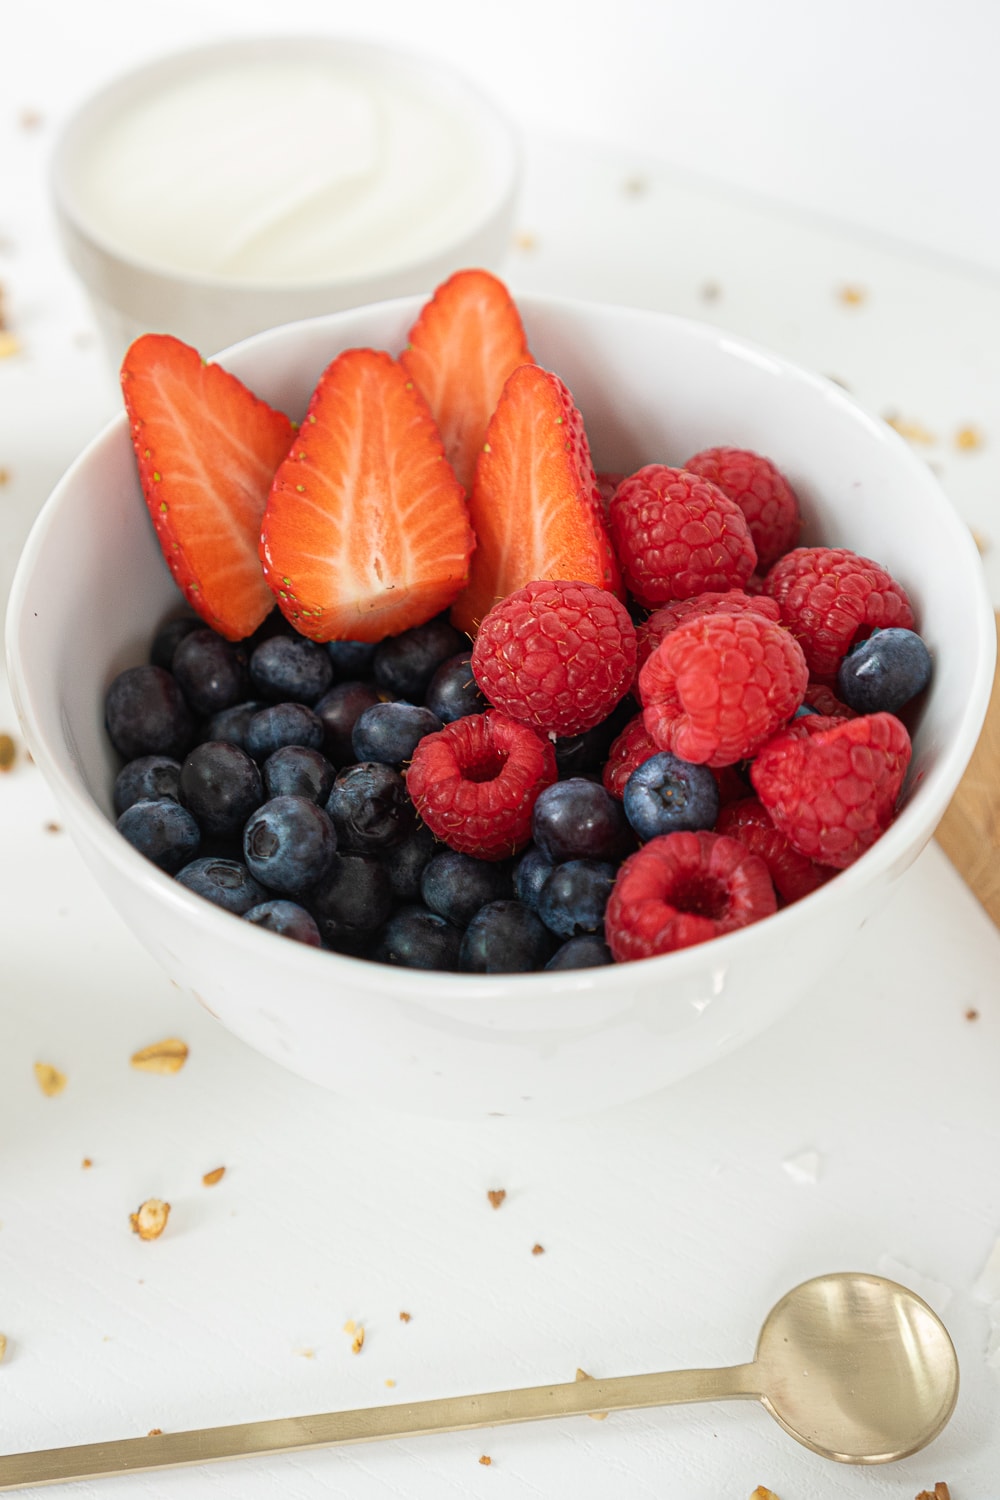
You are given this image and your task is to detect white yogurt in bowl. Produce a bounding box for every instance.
[52,38,520,360]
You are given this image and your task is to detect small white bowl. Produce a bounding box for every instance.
[51,37,520,363]
[6,296,995,1118]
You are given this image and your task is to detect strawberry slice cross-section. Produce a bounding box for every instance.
[260,347,475,644]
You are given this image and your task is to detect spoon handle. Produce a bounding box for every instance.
[0,1363,762,1491]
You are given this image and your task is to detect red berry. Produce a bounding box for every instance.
[803,681,857,719]
[684,447,801,570]
[750,711,912,869]
[635,588,781,682]
[608,465,757,608]
[604,830,776,960]
[406,710,557,861]
[471,579,636,737]
[715,796,834,903]
[602,711,659,798]
[639,612,808,767]
[763,546,915,682]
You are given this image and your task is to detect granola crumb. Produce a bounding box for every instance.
[202,1166,225,1187]
[513,231,537,252]
[487,1189,506,1210]
[343,1319,356,1335]
[0,331,21,359]
[34,1062,66,1097]
[750,1489,782,1500]
[0,733,16,771]
[574,1368,609,1419]
[44,820,62,834]
[147,1428,163,1437]
[965,1007,980,1021]
[884,413,936,445]
[297,1348,315,1359]
[385,1378,396,1388]
[915,1485,951,1500]
[82,1157,93,1169]
[837,284,867,306]
[351,1327,365,1355]
[130,1038,189,1075]
[478,1455,492,1466]
[399,1311,412,1323]
[531,1243,545,1255]
[129,1199,170,1241]
[955,426,983,451]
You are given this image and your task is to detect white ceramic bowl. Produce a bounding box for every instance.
[6,296,995,1118]
[51,37,520,364]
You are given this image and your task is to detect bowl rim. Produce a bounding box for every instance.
[6,292,997,999]
[50,34,521,297]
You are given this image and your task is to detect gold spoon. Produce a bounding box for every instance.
[0,1272,958,1491]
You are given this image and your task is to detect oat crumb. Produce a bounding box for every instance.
[478,1455,492,1466]
[0,734,16,772]
[129,1198,170,1241]
[915,1485,951,1500]
[884,413,936,445]
[44,820,62,834]
[750,1489,782,1500]
[531,1243,545,1255]
[837,284,867,306]
[351,1327,365,1355]
[955,426,983,451]
[399,1310,412,1323]
[130,1038,189,1075]
[202,1166,225,1187]
[34,1062,66,1097]
[513,230,537,252]
[0,331,21,359]
[965,1007,980,1021]
[82,1157,93,1169]
[343,1319,356,1334]
[147,1428,162,1437]
[487,1188,506,1210]
[385,1378,396,1388]
[297,1348,316,1359]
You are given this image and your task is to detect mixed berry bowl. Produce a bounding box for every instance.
[6,294,995,1118]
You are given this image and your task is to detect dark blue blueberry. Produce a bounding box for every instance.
[531,778,634,864]
[325,639,378,680]
[325,762,415,851]
[373,616,466,700]
[175,857,267,914]
[178,741,264,839]
[537,859,616,939]
[544,935,614,970]
[513,845,554,912]
[171,629,250,717]
[249,635,334,705]
[243,900,322,947]
[420,850,513,928]
[371,904,463,971]
[836,628,933,715]
[313,681,383,765]
[423,652,488,723]
[244,702,325,761]
[308,852,393,952]
[351,701,442,764]
[554,697,636,778]
[105,665,196,761]
[242,795,337,896]
[113,755,182,816]
[149,615,201,670]
[116,798,201,874]
[622,751,720,841]
[203,700,265,750]
[459,900,556,973]
[262,745,336,804]
[379,821,439,901]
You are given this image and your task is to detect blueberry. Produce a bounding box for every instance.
[537,859,617,939]
[544,935,614,970]
[371,904,463,971]
[243,900,322,947]
[622,751,720,841]
[423,652,488,723]
[243,795,337,896]
[459,900,556,973]
[325,762,415,851]
[263,745,336,804]
[554,698,636,777]
[178,741,264,839]
[325,639,378,680]
[171,629,250,716]
[116,798,201,873]
[351,701,442,764]
[204,700,265,751]
[113,755,182,816]
[531,778,634,864]
[175,857,267,914]
[105,665,196,761]
[420,850,513,927]
[308,851,393,952]
[249,635,334,705]
[149,615,201,670]
[313,681,383,765]
[379,821,439,901]
[513,845,554,912]
[373,616,466,700]
[836,628,933,714]
[244,702,325,761]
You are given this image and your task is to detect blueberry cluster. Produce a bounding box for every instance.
[110,610,716,972]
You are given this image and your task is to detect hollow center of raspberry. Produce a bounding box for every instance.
[461,752,507,784]
[672,874,729,922]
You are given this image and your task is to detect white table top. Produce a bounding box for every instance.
[3,45,1000,1500]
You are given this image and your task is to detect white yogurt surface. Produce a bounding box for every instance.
[71,54,505,282]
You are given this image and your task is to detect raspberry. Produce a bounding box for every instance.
[803,681,856,719]
[607,465,757,607]
[406,710,557,860]
[715,796,834,903]
[750,711,912,869]
[684,447,801,570]
[471,579,636,737]
[602,711,659,798]
[604,830,776,960]
[764,546,915,682]
[635,589,781,681]
[639,612,808,767]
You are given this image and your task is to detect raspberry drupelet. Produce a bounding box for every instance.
[683,446,801,571]
[763,546,915,682]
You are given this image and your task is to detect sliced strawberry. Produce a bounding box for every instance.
[449,364,621,637]
[399,268,533,492]
[260,347,474,643]
[121,334,294,641]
